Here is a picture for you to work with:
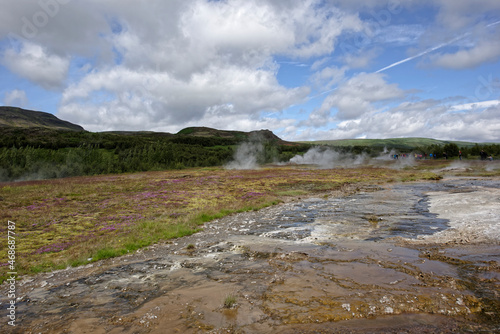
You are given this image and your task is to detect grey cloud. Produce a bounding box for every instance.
[0,1,112,59]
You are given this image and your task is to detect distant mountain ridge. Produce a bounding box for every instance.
[0,106,84,131]
[176,126,290,144]
[2,106,496,148]
[302,137,498,149]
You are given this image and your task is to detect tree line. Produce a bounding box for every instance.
[414,143,500,159]
[0,128,310,181]
[2,127,496,181]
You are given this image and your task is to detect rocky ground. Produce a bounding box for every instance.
[2,176,500,333]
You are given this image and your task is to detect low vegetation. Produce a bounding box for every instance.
[223,293,238,309]
[0,164,451,282]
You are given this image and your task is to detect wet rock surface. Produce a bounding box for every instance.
[3,177,500,333]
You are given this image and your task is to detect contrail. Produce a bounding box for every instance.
[308,87,338,100]
[376,20,500,73]
[307,20,500,101]
[375,41,453,73]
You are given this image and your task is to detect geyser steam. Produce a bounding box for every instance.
[289,147,369,168]
[225,141,264,170]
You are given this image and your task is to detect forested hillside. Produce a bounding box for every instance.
[0,127,310,181]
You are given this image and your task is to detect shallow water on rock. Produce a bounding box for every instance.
[3,177,500,333]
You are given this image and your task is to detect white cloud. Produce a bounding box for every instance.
[370,24,425,46]
[450,100,500,111]
[342,49,379,68]
[2,43,69,90]
[309,66,347,90]
[60,64,310,131]
[428,105,500,141]
[104,0,363,75]
[430,39,500,69]
[433,0,500,30]
[319,72,405,120]
[3,89,28,107]
[292,99,500,142]
[311,57,331,71]
[301,108,334,128]
[55,0,363,131]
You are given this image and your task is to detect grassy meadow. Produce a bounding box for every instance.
[0,162,478,282]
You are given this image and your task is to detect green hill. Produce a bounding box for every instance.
[302,137,492,150]
[177,126,295,145]
[0,106,84,131]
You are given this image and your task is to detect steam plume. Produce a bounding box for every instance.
[225,141,264,170]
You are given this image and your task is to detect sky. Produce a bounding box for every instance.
[1,0,500,142]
